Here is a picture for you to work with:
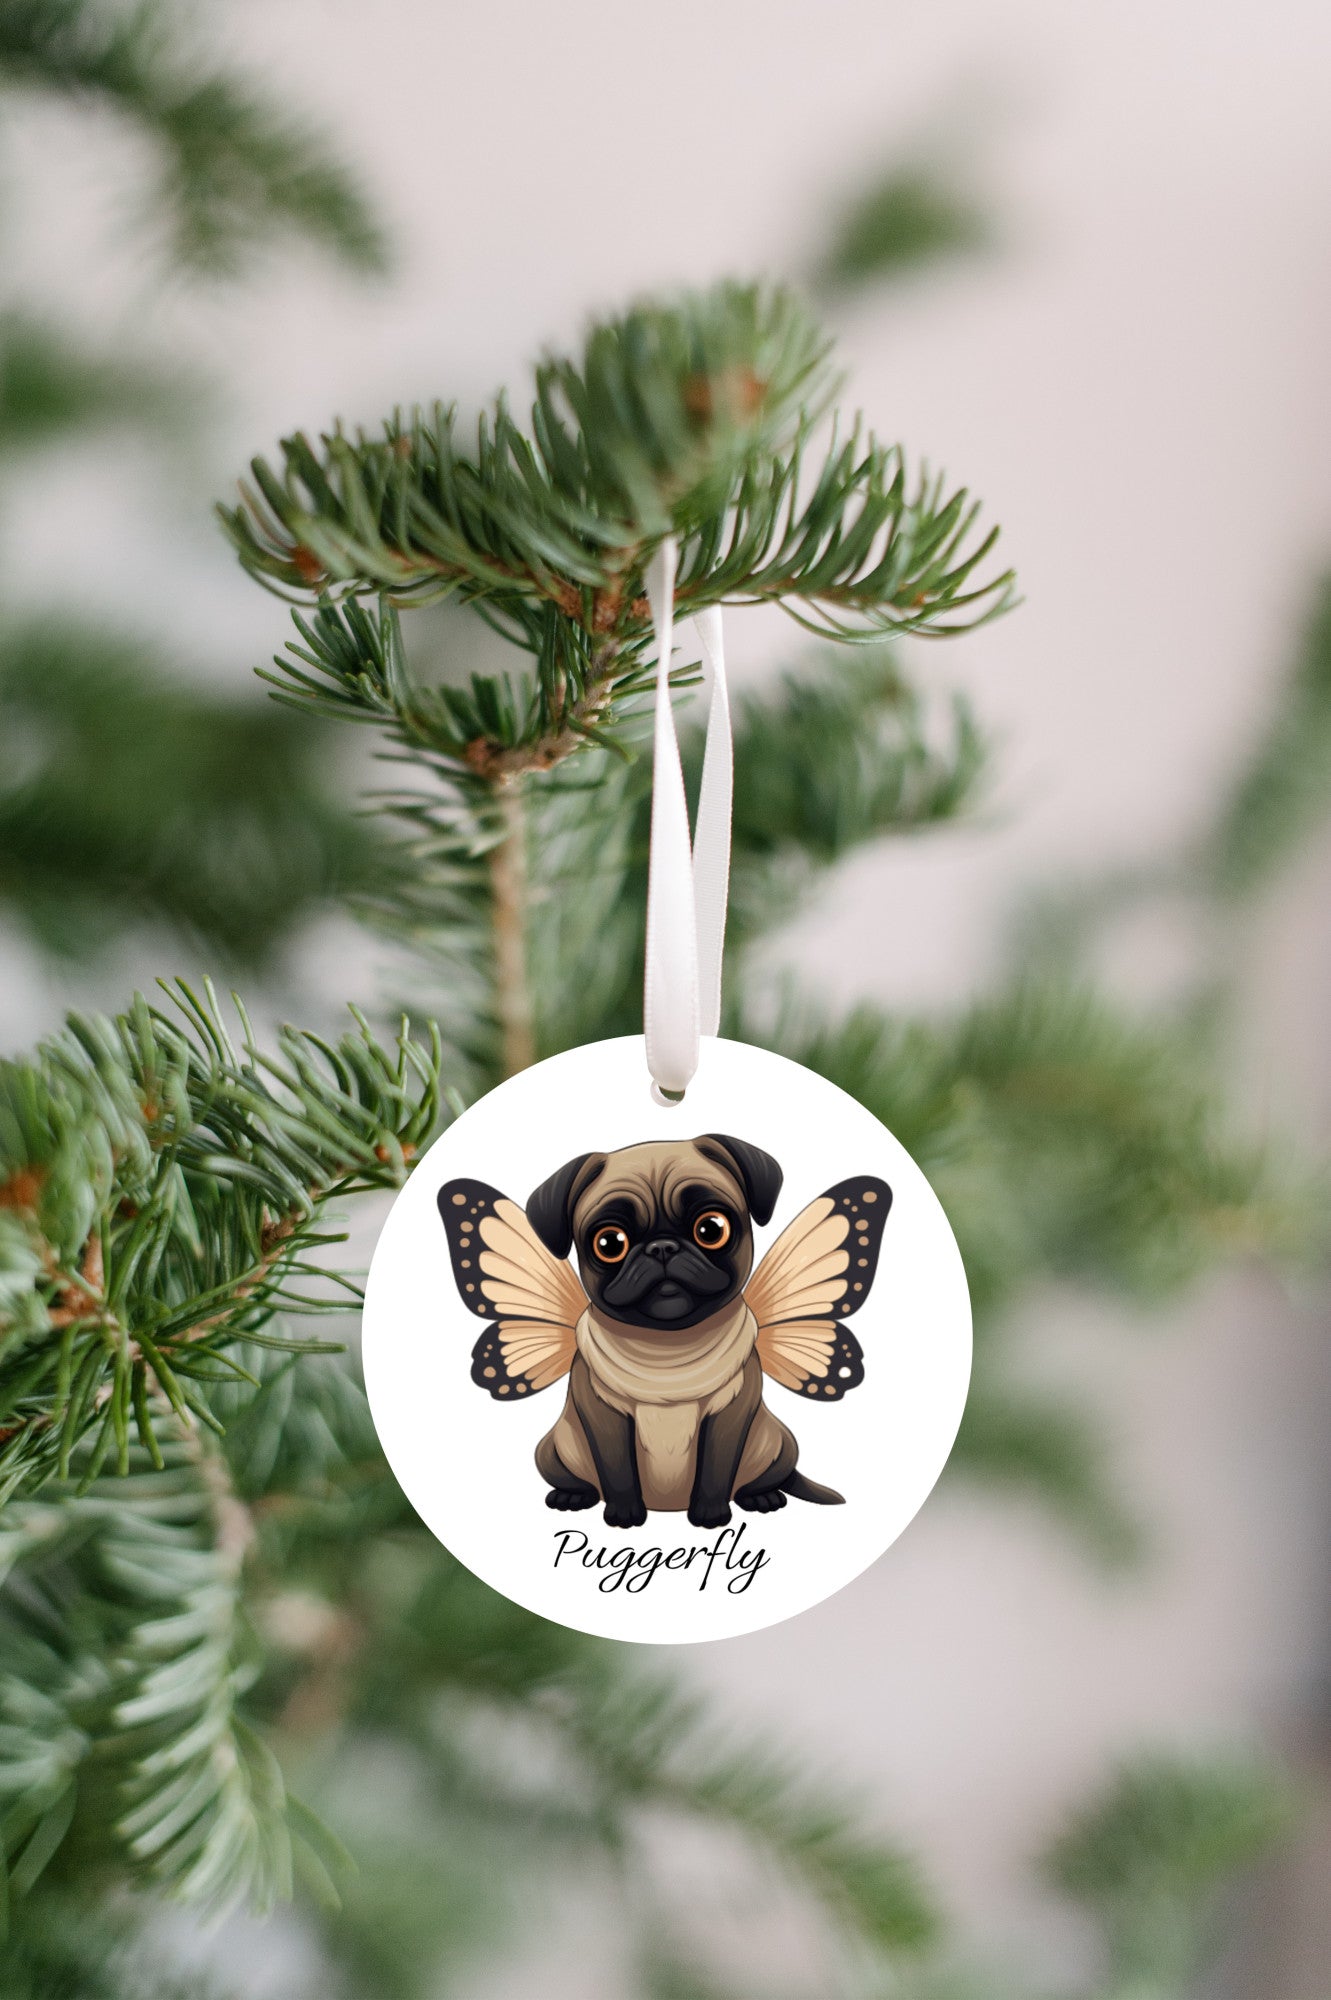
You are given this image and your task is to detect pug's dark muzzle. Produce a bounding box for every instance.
[597,1237,734,1326]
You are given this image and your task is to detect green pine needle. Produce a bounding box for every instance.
[818,161,993,293]
[219,283,1015,643]
[0,623,385,966]
[950,1380,1143,1566]
[1044,1753,1294,1988]
[0,986,442,1500]
[0,0,387,276]
[0,312,194,452]
[0,1437,329,1922]
[1206,569,1331,899]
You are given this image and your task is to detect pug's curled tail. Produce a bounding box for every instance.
[780,1469,844,1505]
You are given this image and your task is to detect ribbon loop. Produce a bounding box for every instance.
[642,539,732,1099]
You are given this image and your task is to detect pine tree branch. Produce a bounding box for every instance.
[1204,568,1331,900]
[951,1378,1143,1565]
[254,600,994,1086]
[1043,1754,1294,1993]
[0,622,384,966]
[556,1667,937,1958]
[223,285,832,600]
[205,1350,943,1981]
[754,980,1322,1553]
[4,1889,236,2000]
[0,986,443,1500]
[0,1431,332,1920]
[260,594,674,782]
[0,0,387,276]
[251,596,665,1085]
[219,284,1014,643]
[225,288,1012,1106]
[0,311,194,452]
[489,782,535,1078]
[816,158,993,294]
[724,647,988,945]
[764,980,1322,1310]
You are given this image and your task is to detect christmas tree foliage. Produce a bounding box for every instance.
[0,0,387,973]
[0,6,1324,1996]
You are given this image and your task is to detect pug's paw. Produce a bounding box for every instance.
[603,1497,648,1530]
[736,1488,786,1513]
[688,1500,732,1530]
[546,1487,598,1511]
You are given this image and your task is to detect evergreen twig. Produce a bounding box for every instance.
[0,0,386,275]
[0,311,193,451]
[1206,569,1331,899]
[220,285,1015,644]
[817,159,993,294]
[0,1433,340,1922]
[0,986,442,1499]
[1045,1755,1294,1993]
[0,624,385,965]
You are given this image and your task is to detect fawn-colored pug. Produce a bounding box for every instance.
[438,1133,893,1531]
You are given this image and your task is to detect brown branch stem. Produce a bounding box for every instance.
[180,1407,256,1571]
[460,634,624,782]
[490,779,536,1078]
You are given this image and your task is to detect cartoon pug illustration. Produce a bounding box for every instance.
[437,1135,892,1530]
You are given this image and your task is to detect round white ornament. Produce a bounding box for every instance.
[363,1032,971,1644]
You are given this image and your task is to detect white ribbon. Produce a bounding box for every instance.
[643,537,732,1101]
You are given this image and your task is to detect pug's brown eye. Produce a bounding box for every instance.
[592,1225,630,1264]
[693,1210,731,1251]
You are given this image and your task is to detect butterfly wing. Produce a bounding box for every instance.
[437,1178,587,1400]
[744,1177,892,1400]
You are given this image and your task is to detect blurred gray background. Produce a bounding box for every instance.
[2,2,1329,1992]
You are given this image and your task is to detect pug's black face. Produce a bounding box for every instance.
[577,1183,751,1331]
[526,1135,784,1336]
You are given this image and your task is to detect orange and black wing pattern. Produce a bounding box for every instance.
[437,1178,586,1400]
[745,1178,892,1400]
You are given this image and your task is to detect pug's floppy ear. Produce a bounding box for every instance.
[696,1134,783,1226]
[526,1152,605,1259]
